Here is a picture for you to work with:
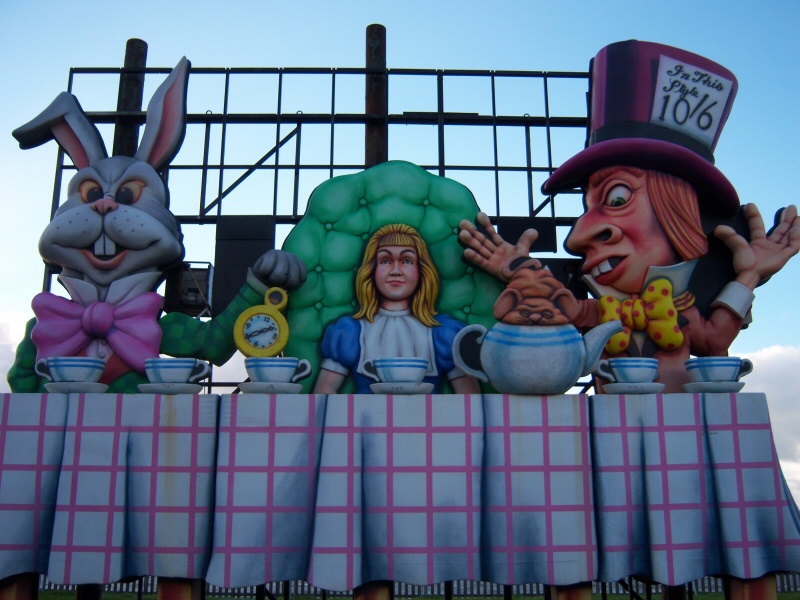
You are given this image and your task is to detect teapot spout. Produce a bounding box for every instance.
[581,320,625,376]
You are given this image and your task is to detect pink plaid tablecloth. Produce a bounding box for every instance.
[207,393,595,590]
[2,391,800,590]
[44,393,219,584]
[0,393,68,579]
[592,392,800,585]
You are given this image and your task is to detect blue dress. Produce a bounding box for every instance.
[320,312,467,393]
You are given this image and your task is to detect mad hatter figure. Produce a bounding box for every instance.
[460,40,799,393]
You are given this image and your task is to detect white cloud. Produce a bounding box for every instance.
[0,312,32,393]
[739,345,800,500]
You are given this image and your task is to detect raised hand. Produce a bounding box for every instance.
[714,203,800,289]
[458,212,538,282]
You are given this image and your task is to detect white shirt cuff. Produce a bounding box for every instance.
[321,358,349,376]
[710,281,755,319]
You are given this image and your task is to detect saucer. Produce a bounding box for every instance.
[370,382,435,395]
[45,382,108,394]
[684,381,745,393]
[238,382,304,394]
[603,382,665,395]
[137,383,203,394]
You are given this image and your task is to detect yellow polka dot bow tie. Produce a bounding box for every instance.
[599,278,684,355]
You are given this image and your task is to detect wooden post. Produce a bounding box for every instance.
[545,583,593,600]
[114,39,203,600]
[661,584,688,599]
[0,574,38,600]
[365,24,388,167]
[157,578,204,600]
[75,584,102,600]
[724,574,778,600]
[353,581,392,600]
[113,38,148,157]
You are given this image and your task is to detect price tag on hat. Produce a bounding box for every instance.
[650,54,734,147]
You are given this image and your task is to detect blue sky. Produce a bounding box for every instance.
[1,0,800,482]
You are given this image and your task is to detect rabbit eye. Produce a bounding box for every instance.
[116,181,144,205]
[79,180,104,203]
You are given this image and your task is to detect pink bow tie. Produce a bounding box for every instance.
[32,291,164,373]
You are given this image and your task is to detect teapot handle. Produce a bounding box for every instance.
[452,324,490,383]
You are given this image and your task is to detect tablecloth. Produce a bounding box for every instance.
[1,391,799,590]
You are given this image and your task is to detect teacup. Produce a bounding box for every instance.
[364,357,429,383]
[685,356,753,383]
[145,357,211,384]
[596,357,659,384]
[35,356,106,383]
[245,357,312,383]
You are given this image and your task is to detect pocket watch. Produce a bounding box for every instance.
[234,287,290,357]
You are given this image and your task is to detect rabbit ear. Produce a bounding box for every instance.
[12,92,108,169]
[135,57,190,170]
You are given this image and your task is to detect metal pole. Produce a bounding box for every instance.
[365,23,388,167]
[113,38,148,157]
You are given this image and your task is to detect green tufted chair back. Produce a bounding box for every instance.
[282,160,504,393]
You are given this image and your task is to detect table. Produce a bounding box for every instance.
[1,391,799,591]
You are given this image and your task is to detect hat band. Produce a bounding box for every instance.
[590,122,715,164]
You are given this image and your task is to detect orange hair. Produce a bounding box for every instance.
[646,170,708,261]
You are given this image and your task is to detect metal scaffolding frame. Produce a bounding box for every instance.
[52,65,588,223]
[42,51,591,391]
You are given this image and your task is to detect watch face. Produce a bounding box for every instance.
[243,314,280,348]
[234,288,291,357]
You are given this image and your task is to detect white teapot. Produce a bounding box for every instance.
[452,320,623,395]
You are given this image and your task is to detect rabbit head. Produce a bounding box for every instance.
[13,58,190,289]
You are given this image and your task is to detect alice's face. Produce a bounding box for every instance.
[374,245,420,309]
[565,167,679,294]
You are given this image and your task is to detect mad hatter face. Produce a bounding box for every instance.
[565,166,679,294]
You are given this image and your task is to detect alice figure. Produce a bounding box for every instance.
[313,223,480,394]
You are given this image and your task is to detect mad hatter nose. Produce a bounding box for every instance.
[565,216,619,255]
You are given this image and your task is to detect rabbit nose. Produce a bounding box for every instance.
[91,196,119,215]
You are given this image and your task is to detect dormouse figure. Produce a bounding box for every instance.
[492,257,574,326]
[460,41,800,393]
[8,57,306,393]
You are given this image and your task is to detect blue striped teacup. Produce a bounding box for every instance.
[364,357,429,383]
[245,356,312,383]
[685,356,752,383]
[35,356,106,383]
[145,357,211,384]
[596,357,659,384]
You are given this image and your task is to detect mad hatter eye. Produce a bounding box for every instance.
[605,184,632,208]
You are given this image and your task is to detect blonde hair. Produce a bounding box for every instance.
[353,223,441,326]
